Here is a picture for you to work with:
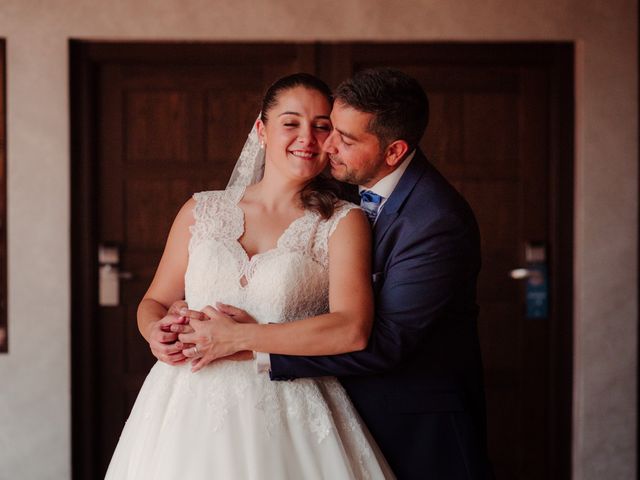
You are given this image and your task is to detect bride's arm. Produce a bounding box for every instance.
[137,198,195,364]
[184,208,373,364]
[244,208,373,354]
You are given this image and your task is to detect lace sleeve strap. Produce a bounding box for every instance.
[189,191,214,248]
[328,202,361,238]
[189,190,240,250]
[191,191,211,224]
[312,202,362,265]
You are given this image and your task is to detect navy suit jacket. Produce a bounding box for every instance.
[270,151,492,479]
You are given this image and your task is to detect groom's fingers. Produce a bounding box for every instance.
[216,303,256,324]
[166,349,188,365]
[201,305,220,318]
[191,356,209,373]
[202,306,232,323]
[216,302,243,316]
[182,344,201,358]
[191,357,201,372]
[178,308,207,322]
[167,300,188,315]
[177,331,196,344]
[166,341,188,354]
[169,323,193,333]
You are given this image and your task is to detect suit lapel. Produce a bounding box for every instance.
[373,150,428,249]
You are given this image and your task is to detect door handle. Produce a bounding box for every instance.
[510,242,549,319]
[98,244,134,306]
[510,268,534,279]
[118,270,134,280]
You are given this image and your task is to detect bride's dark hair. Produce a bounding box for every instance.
[260,73,342,220]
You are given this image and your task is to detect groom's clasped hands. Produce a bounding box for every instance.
[158,300,256,372]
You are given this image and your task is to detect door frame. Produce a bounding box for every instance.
[70,41,574,479]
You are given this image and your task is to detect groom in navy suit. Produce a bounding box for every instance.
[263,69,492,479]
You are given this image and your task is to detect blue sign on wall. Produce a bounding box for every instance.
[526,263,548,319]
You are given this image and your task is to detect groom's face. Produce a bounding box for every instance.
[324,101,387,188]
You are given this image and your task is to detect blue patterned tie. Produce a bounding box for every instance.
[360,190,384,225]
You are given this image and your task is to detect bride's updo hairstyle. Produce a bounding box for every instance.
[260,73,342,220]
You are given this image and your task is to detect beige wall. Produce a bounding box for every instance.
[0,0,636,478]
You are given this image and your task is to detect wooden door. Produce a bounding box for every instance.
[71,42,315,478]
[72,42,573,479]
[318,43,573,479]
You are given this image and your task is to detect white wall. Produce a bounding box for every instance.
[0,0,636,478]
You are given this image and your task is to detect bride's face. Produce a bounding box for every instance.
[258,86,332,183]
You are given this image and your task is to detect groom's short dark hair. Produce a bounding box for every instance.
[334,68,429,151]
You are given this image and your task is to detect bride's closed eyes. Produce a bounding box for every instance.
[280,118,332,132]
[313,122,332,131]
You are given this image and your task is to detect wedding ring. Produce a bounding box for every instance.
[194,345,200,356]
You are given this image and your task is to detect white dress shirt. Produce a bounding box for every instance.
[358,150,415,223]
[255,151,417,373]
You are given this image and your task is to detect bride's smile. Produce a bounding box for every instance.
[288,149,318,159]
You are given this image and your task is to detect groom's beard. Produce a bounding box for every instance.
[327,152,385,187]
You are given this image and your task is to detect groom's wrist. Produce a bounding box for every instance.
[234,322,258,351]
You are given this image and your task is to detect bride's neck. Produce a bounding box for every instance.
[246,172,307,211]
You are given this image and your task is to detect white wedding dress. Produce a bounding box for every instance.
[105,186,395,480]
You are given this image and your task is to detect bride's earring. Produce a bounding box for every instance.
[260,141,265,150]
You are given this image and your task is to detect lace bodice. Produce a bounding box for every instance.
[108,188,393,480]
[186,186,357,324]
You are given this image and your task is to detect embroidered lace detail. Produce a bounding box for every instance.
[189,188,244,253]
[183,192,367,445]
[318,379,375,479]
[311,201,361,265]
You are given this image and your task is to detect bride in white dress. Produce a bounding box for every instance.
[105,73,395,479]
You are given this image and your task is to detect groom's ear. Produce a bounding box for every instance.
[384,140,410,167]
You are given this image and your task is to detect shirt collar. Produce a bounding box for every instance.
[359,150,416,199]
